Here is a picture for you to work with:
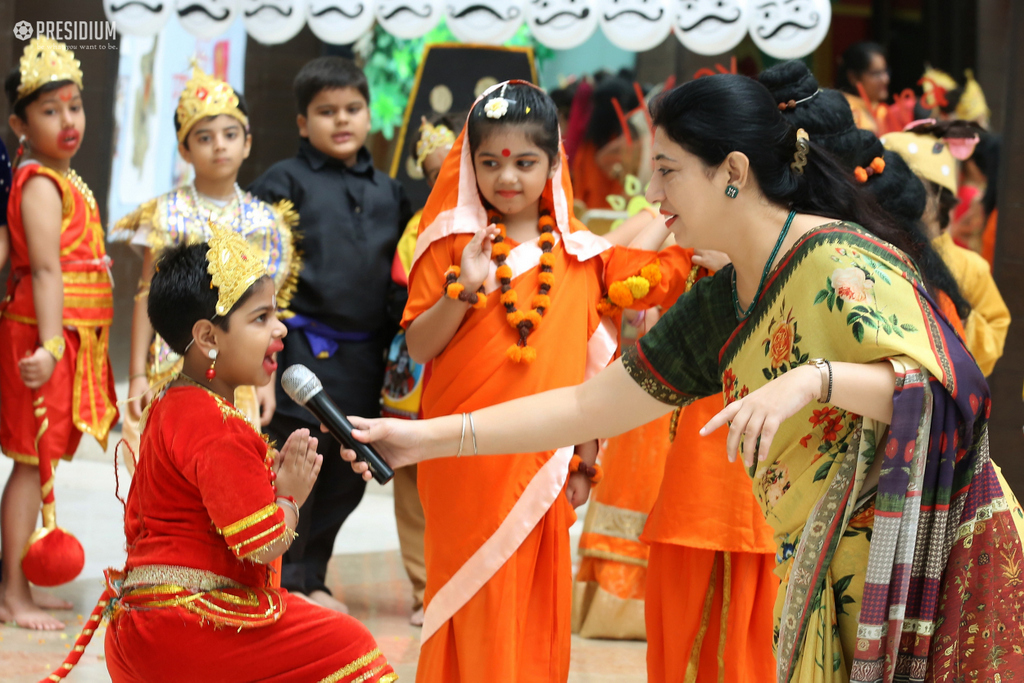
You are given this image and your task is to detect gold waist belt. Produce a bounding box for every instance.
[124,564,244,592]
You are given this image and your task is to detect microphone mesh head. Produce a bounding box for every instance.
[280,365,323,406]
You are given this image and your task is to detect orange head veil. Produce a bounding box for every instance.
[412,80,610,267]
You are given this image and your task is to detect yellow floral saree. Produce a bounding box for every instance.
[622,222,1024,682]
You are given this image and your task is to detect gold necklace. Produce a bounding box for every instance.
[64,169,96,211]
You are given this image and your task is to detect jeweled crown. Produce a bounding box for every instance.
[415,117,455,170]
[17,37,83,102]
[176,63,249,144]
[205,219,267,317]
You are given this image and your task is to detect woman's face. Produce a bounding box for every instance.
[853,52,890,103]
[646,126,724,250]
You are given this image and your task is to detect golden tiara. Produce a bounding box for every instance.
[415,117,455,170]
[17,37,83,102]
[206,219,267,317]
[176,62,249,144]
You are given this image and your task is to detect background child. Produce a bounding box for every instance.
[401,81,690,682]
[249,56,410,612]
[91,235,395,683]
[0,37,118,630]
[383,114,456,627]
[115,65,299,459]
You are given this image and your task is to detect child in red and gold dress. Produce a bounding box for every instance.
[0,37,117,630]
[78,233,393,682]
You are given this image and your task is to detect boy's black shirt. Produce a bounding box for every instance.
[249,138,412,421]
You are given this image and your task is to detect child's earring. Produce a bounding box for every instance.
[206,349,218,380]
[15,135,27,162]
[725,184,739,199]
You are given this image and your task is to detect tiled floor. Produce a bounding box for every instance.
[0,420,647,682]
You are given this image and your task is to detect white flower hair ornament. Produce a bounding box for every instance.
[482,82,514,120]
[485,97,510,119]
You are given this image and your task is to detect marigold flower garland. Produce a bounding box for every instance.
[596,260,664,315]
[443,266,487,308]
[492,210,556,363]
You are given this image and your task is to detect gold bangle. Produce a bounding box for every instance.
[129,372,147,381]
[41,335,66,362]
[641,205,660,221]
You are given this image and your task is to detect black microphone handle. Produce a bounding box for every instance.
[304,391,394,485]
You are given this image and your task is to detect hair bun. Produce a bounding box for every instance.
[758,60,819,105]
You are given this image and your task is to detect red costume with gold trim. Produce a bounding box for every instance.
[0,162,117,463]
[102,385,395,682]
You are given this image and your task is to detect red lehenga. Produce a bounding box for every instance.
[94,385,395,683]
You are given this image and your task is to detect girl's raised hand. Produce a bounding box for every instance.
[700,364,820,467]
[274,428,322,508]
[458,224,501,291]
[335,416,428,482]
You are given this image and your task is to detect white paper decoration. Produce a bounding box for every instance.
[375,0,441,39]
[175,0,240,39]
[307,0,376,44]
[527,0,599,50]
[445,0,525,45]
[748,0,830,60]
[104,0,174,36]
[599,0,672,52]
[242,0,307,44]
[672,0,747,56]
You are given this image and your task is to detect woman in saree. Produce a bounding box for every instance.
[342,74,1024,682]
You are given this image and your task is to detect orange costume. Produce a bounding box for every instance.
[570,140,624,210]
[0,162,117,464]
[403,100,690,681]
[644,396,779,682]
[101,385,395,683]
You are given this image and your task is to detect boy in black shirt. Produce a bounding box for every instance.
[249,57,410,611]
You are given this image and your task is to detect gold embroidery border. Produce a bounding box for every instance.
[220,503,279,538]
[317,649,384,683]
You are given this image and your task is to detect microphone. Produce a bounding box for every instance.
[281,364,394,485]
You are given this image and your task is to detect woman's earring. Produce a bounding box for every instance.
[206,349,218,380]
[725,184,739,199]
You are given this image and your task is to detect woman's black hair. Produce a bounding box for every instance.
[759,60,971,319]
[927,183,960,231]
[963,130,1001,217]
[839,42,886,93]
[466,82,560,165]
[5,68,77,120]
[149,242,268,355]
[585,75,640,150]
[174,91,250,150]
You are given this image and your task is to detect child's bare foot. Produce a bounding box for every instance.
[410,606,424,627]
[29,588,73,610]
[309,589,349,614]
[2,595,66,630]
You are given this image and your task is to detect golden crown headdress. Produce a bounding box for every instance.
[206,219,267,317]
[17,37,83,102]
[176,62,249,144]
[955,69,990,124]
[415,116,455,170]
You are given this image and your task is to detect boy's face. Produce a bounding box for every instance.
[213,278,287,388]
[179,114,251,184]
[9,84,86,163]
[297,87,371,166]
[422,144,452,188]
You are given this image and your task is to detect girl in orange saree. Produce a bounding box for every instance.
[402,81,689,682]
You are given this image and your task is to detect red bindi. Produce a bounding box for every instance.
[501,149,511,157]
[58,87,74,102]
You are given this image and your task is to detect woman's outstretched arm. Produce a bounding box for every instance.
[344,359,675,473]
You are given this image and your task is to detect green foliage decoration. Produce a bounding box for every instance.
[361,20,554,139]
